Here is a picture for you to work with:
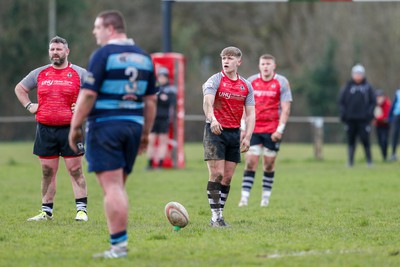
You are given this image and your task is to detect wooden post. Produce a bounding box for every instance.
[311,117,324,160]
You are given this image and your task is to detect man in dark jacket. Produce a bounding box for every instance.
[339,64,376,167]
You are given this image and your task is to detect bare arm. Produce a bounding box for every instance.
[244,105,255,140]
[15,83,38,114]
[240,105,255,152]
[203,94,215,121]
[279,101,291,126]
[271,101,291,142]
[68,89,97,152]
[203,94,223,135]
[139,94,157,154]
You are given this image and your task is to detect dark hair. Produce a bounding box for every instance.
[49,36,68,48]
[97,10,126,33]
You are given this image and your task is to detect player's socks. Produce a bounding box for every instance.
[110,230,128,248]
[158,159,164,168]
[42,203,53,216]
[207,181,221,222]
[75,197,88,214]
[220,184,230,211]
[240,170,256,201]
[261,171,274,204]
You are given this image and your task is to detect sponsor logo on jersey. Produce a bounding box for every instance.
[254,90,277,97]
[85,73,95,85]
[41,80,54,86]
[204,81,214,88]
[41,80,73,86]
[219,92,231,99]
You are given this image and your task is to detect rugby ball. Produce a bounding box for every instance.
[164,202,189,228]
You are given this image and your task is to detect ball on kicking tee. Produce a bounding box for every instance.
[164,202,189,230]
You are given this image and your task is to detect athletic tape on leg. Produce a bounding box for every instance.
[263,148,277,157]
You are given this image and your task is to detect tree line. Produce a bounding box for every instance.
[1,1,400,141]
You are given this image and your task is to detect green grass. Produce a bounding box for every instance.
[0,142,399,267]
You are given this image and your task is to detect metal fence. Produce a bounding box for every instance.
[0,115,344,160]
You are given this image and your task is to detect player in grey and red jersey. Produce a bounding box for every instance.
[239,54,292,207]
[15,36,88,222]
[203,46,255,227]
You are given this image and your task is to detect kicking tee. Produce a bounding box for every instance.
[21,63,87,126]
[247,73,292,133]
[203,71,255,129]
[82,39,157,126]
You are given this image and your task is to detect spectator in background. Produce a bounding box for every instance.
[147,67,176,170]
[374,89,391,161]
[389,88,400,161]
[339,64,376,167]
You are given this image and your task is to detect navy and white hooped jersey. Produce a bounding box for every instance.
[83,39,157,125]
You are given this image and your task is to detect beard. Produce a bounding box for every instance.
[50,55,66,66]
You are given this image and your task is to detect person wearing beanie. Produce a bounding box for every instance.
[339,64,376,167]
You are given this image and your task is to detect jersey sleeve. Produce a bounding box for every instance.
[244,79,255,106]
[20,65,49,91]
[277,74,293,102]
[143,59,158,96]
[246,74,258,83]
[202,73,222,96]
[71,65,88,87]
[82,49,107,92]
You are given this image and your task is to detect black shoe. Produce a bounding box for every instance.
[209,217,230,228]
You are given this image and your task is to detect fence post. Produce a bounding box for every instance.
[311,117,324,160]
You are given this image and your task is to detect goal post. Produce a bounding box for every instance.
[151,53,186,169]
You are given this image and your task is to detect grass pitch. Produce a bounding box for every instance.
[0,142,399,267]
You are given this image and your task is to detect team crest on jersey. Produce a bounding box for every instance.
[271,84,276,89]
[67,72,72,78]
[240,85,245,91]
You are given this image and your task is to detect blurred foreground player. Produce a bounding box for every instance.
[69,10,157,258]
[238,54,292,207]
[202,46,255,227]
[15,36,88,222]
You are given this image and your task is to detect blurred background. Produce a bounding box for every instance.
[1,0,400,143]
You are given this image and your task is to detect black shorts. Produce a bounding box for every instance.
[250,133,280,152]
[151,118,170,134]
[33,123,84,158]
[203,123,241,163]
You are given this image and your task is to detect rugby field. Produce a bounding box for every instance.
[0,142,399,267]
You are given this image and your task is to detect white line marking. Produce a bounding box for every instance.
[261,249,366,259]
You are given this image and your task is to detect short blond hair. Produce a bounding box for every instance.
[220,46,242,58]
[259,54,276,62]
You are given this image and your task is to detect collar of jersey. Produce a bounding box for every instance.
[107,38,135,46]
[221,70,239,82]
